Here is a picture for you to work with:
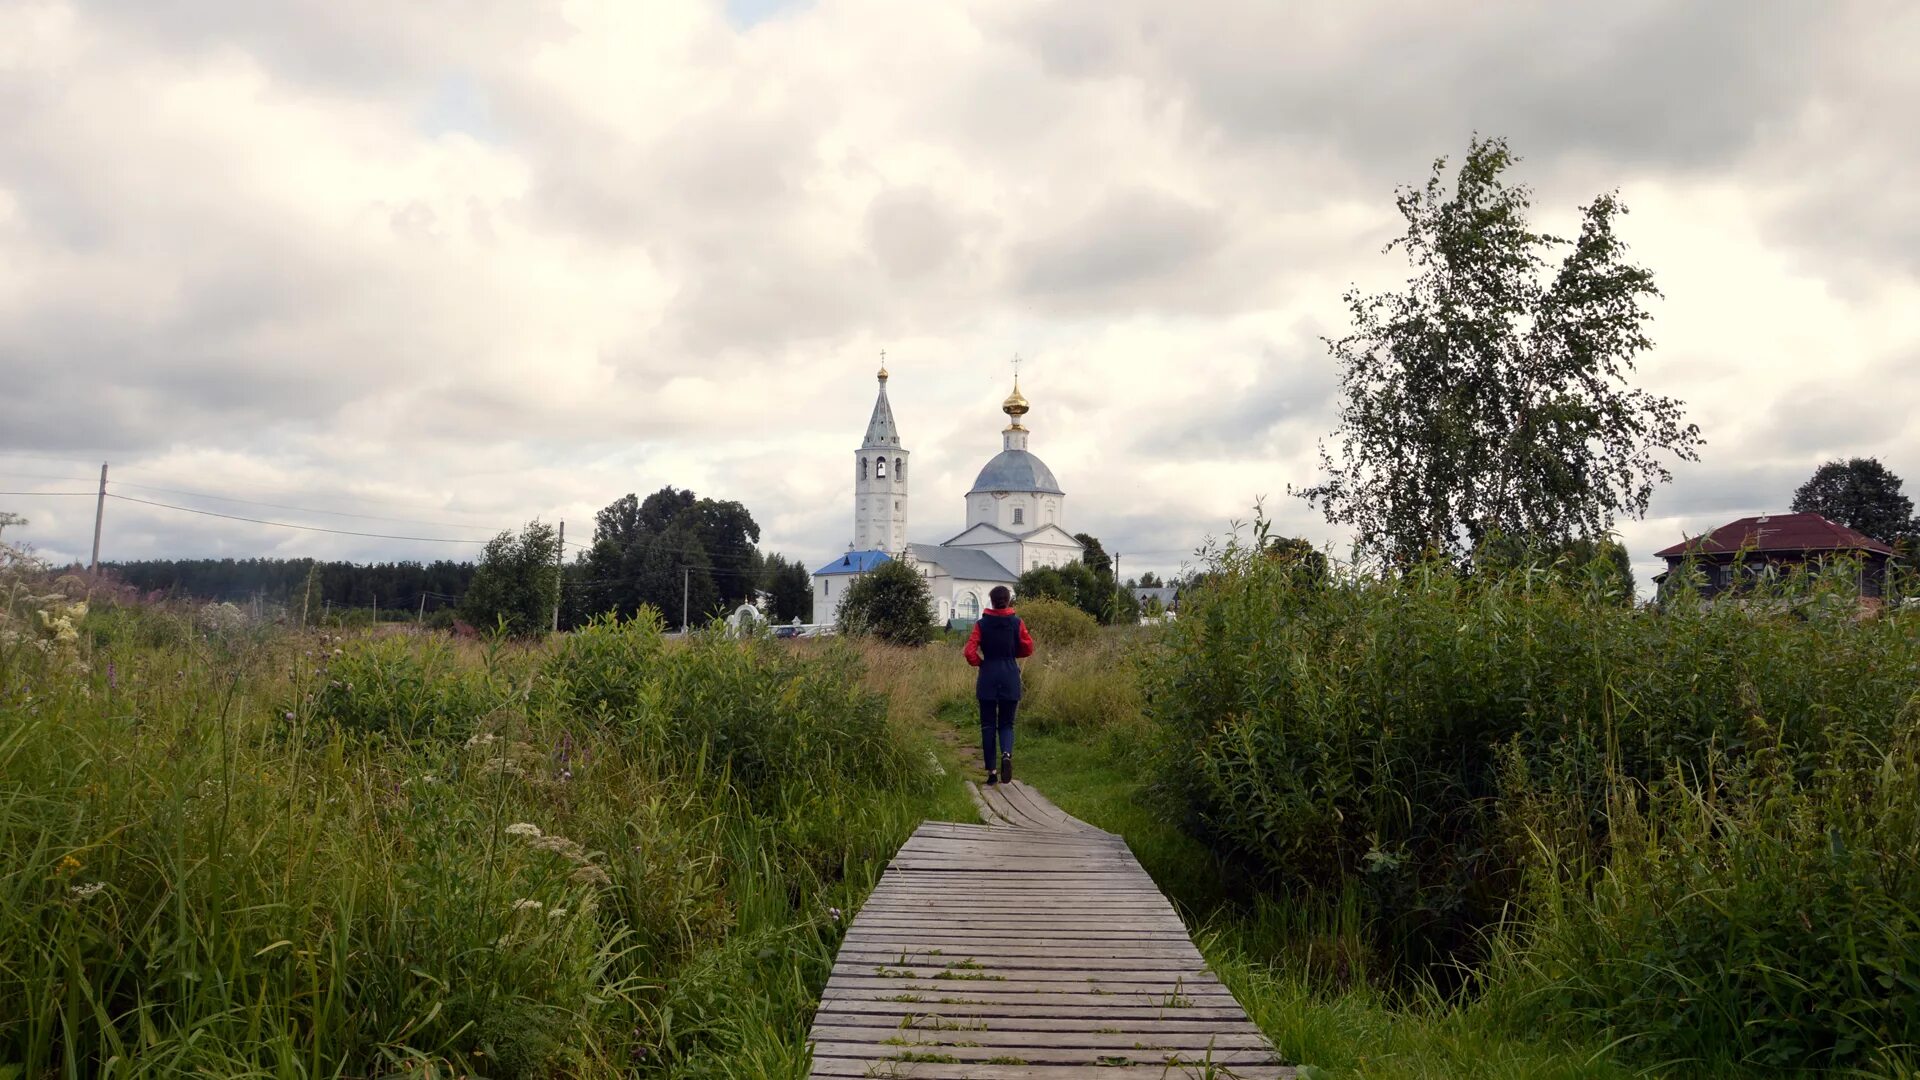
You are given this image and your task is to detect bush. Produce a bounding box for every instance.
[0,604,944,1077]
[303,633,503,742]
[836,560,934,646]
[1012,596,1098,649]
[1145,527,1920,1069]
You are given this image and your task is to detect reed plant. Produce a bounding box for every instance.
[0,598,953,1078]
[1143,522,1920,1070]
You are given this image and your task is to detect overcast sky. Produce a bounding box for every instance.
[2,1,1916,591]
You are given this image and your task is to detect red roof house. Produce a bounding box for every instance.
[1654,512,1900,600]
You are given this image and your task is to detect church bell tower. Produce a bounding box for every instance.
[854,356,909,554]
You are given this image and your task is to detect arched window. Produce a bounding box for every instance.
[957,591,981,619]
[876,457,886,478]
[895,457,904,480]
[861,458,868,480]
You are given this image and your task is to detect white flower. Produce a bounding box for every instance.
[548,907,569,921]
[505,822,542,839]
[70,882,106,899]
[569,864,612,887]
[511,898,543,912]
[466,733,498,748]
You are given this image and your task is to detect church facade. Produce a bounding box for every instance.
[813,362,1084,625]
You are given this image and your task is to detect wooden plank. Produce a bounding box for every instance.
[810,1053,1290,1068]
[807,785,1291,1078]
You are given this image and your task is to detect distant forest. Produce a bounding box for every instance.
[105,558,477,620]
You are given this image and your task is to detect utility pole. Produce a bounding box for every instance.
[301,562,315,628]
[552,520,564,633]
[417,592,426,625]
[372,593,378,626]
[89,462,107,573]
[682,566,690,632]
[1113,553,1122,626]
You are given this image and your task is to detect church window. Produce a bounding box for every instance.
[861,458,868,480]
[1012,507,1024,525]
[824,580,830,595]
[895,457,904,480]
[876,457,886,478]
[957,591,980,619]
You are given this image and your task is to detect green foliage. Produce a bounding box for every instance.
[306,633,504,742]
[1791,456,1918,544]
[1474,533,1635,606]
[575,488,762,629]
[106,556,474,618]
[836,560,934,646]
[760,552,814,624]
[1146,515,1920,1069]
[1298,135,1702,567]
[461,520,561,638]
[0,600,952,1077]
[1504,729,1920,1069]
[1011,596,1098,649]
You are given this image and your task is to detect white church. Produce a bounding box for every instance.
[813,360,1084,625]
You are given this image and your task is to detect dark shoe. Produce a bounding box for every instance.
[1000,754,1013,784]
[984,770,998,787]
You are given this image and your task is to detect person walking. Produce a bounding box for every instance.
[963,585,1035,786]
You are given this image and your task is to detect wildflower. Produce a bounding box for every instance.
[828,906,842,922]
[511,898,543,912]
[548,907,568,921]
[465,733,498,749]
[505,822,542,839]
[569,864,612,887]
[282,711,295,722]
[70,881,106,899]
[56,854,82,877]
[530,835,584,859]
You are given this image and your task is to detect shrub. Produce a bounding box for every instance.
[304,633,505,742]
[836,560,933,646]
[1144,523,1920,1069]
[1012,596,1097,649]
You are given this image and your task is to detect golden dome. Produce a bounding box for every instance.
[1001,377,1029,422]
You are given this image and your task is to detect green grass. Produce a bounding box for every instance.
[1004,725,1646,1080]
[0,600,973,1079]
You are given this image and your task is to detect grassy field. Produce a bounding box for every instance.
[0,589,972,1079]
[9,546,1917,1078]
[906,553,1920,1080]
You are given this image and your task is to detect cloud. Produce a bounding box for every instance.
[0,0,1915,603]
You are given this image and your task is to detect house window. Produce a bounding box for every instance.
[876,457,886,478]
[1012,507,1024,525]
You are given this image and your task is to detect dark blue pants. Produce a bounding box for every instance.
[979,698,1017,771]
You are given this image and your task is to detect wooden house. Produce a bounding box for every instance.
[1653,512,1900,601]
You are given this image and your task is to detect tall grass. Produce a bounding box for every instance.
[0,600,955,1077]
[1144,530,1920,1070]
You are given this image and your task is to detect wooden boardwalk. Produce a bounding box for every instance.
[806,780,1293,1078]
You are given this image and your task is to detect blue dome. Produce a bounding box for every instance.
[968,449,1063,495]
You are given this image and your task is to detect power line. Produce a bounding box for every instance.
[0,471,102,484]
[106,494,491,545]
[0,490,96,497]
[105,479,506,533]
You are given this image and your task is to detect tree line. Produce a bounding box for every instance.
[97,485,817,634]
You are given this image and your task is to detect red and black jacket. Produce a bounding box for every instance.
[964,608,1035,701]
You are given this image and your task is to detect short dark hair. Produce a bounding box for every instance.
[989,585,1012,609]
